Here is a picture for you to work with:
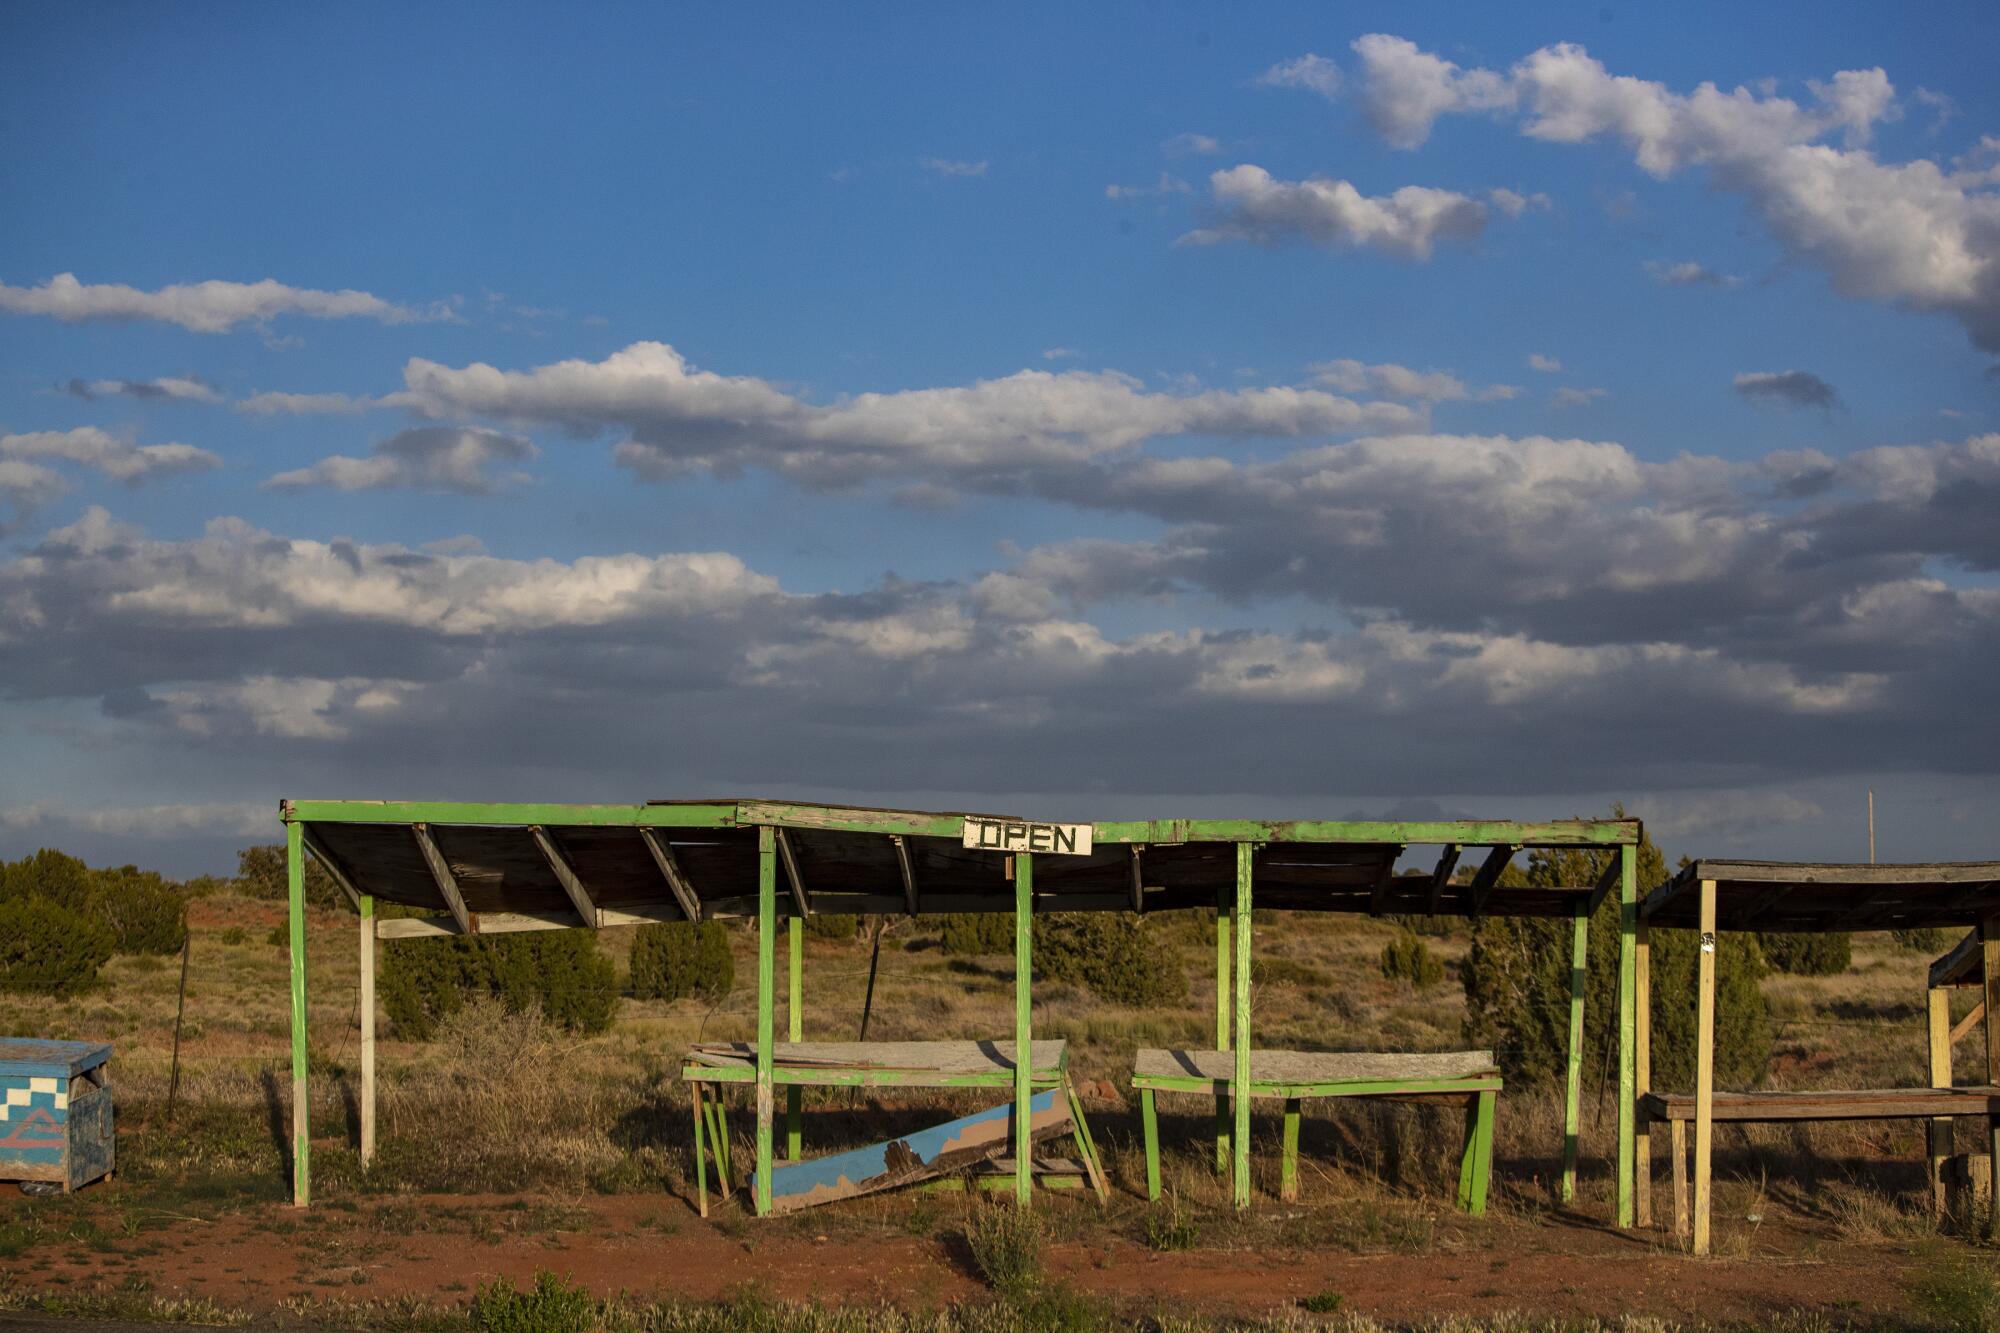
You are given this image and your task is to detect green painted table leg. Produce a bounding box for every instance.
[690,1083,709,1217]
[1457,1098,1479,1210]
[1141,1087,1161,1201]
[1064,1082,1108,1201]
[1467,1090,1496,1217]
[1281,1097,1301,1202]
[1214,892,1231,1175]
[787,916,802,1162]
[708,1098,732,1196]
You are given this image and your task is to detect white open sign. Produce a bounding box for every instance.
[961,817,1093,857]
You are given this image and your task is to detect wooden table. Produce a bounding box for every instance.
[1639,1085,2000,1240]
[1130,1048,1501,1210]
[680,1039,1105,1214]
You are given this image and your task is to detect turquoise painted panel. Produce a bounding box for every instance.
[0,1073,71,1168]
[0,1039,112,1080]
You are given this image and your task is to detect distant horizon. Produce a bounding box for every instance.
[3,3,1996,878]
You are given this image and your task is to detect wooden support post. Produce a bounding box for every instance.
[1635,910,1652,1226]
[1692,878,1717,1256]
[892,835,917,916]
[639,828,702,923]
[1141,1087,1161,1201]
[1280,1098,1301,1202]
[1616,841,1637,1227]
[1015,850,1034,1207]
[359,894,375,1169]
[691,1080,708,1218]
[1562,899,1587,1204]
[1983,915,2000,1238]
[1671,1117,1688,1242]
[1232,842,1253,1209]
[787,916,802,1163]
[1214,886,1231,1175]
[755,826,776,1217]
[286,818,310,1208]
[1927,984,1953,1216]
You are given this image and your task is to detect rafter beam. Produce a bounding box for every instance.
[1129,845,1145,914]
[1366,849,1401,916]
[1586,854,1622,914]
[1469,845,1516,918]
[1952,1000,1989,1049]
[530,826,599,930]
[1426,844,1461,916]
[892,835,918,916]
[638,827,702,923]
[297,824,363,914]
[775,827,811,919]
[412,823,474,935]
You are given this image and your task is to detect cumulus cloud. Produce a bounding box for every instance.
[1308,359,1518,402]
[1179,165,1496,258]
[1528,354,1563,372]
[1342,36,2000,352]
[1645,259,1741,288]
[1104,173,1191,200]
[0,801,272,839]
[65,376,223,404]
[265,427,537,494]
[236,391,376,416]
[2,426,220,483]
[1161,132,1223,157]
[1551,386,1608,407]
[389,341,1420,488]
[1256,53,1342,101]
[0,273,448,334]
[1734,369,1841,410]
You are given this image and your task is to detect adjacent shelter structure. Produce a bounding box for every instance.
[1636,860,2000,1254]
[278,799,1645,1219]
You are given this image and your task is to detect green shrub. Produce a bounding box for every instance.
[0,897,113,996]
[1892,926,1956,954]
[629,921,734,1003]
[1380,930,1443,989]
[1300,1289,1345,1314]
[1386,913,1463,938]
[1036,914,1182,1006]
[1757,931,1851,976]
[220,926,247,946]
[381,931,618,1040]
[0,848,95,910]
[1143,1193,1200,1251]
[1460,814,1772,1092]
[91,867,187,955]
[266,923,291,948]
[471,1270,595,1333]
[232,843,344,909]
[939,912,1015,955]
[965,1206,1043,1299]
[803,913,859,940]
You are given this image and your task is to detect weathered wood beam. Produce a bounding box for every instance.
[775,828,812,919]
[1586,854,1622,914]
[892,835,918,916]
[1951,1000,1988,1048]
[1930,930,1981,990]
[1640,869,1701,921]
[378,900,695,939]
[1129,845,1145,914]
[297,825,363,914]
[1426,844,1461,916]
[411,823,474,935]
[639,827,702,923]
[530,826,600,930]
[1367,853,1399,917]
[1468,846,1515,918]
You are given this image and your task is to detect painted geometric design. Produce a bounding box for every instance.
[1,1077,70,1121]
[0,1076,70,1167]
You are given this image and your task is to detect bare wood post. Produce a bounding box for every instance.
[1671,1117,1688,1242]
[1635,910,1652,1226]
[1983,914,2000,1238]
[1561,899,1587,1204]
[1015,850,1034,1207]
[166,930,191,1120]
[755,826,776,1216]
[1232,841,1253,1209]
[359,894,376,1168]
[286,815,310,1208]
[1926,982,1952,1216]
[1692,878,1717,1256]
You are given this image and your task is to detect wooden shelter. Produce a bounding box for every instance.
[277,799,1645,1219]
[1636,860,2000,1254]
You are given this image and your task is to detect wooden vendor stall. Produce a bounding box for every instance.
[1636,859,2000,1255]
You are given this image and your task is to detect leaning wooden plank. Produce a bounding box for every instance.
[749,1089,1072,1214]
[412,824,474,935]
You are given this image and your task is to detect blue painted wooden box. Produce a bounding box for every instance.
[0,1039,114,1192]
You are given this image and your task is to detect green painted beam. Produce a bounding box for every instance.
[1233,842,1253,1209]
[285,799,737,827]
[1131,1074,1503,1098]
[286,818,309,1208]
[684,1066,1069,1089]
[755,826,776,1217]
[1562,901,1588,1204]
[1092,818,1639,847]
[1015,851,1034,1207]
[737,801,976,838]
[1616,841,1637,1227]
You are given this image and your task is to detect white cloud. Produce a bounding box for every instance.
[1040,347,1079,362]
[1161,132,1223,157]
[1179,165,1495,258]
[236,391,376,416]
[65,376,223,404]
[0,272,449,334]
[1347,36,2000,352]
[1,426,220,483]
[919,157,988,178]
[1256,53,1342,101]
[1551,386,1609,407]
[1307,359,1517,402]
[0,801,272,839]
[265,427,538,494]
[1105,173,1191,200]
[1486,187,1551,218]
[1645,259,1741,288]
[1528,354,1564,372]
[1734,369,1840,410]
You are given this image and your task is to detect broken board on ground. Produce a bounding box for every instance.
[750,1088,1072,1214]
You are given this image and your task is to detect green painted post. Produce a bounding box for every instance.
[1214,888,1231,1174]
[1015,851,1034,1206]
[787,916,802,1162]
[755,826,776,1216]
[1616,841,1637,1226]
[1232,842,1253,1209]
[286,817,309,1208]
[1280,1098,1301,1202]
[1141,1088,1161,1201]
[1562,899,1587,1203]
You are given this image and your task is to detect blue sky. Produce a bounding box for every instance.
[3,2,1998,874]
